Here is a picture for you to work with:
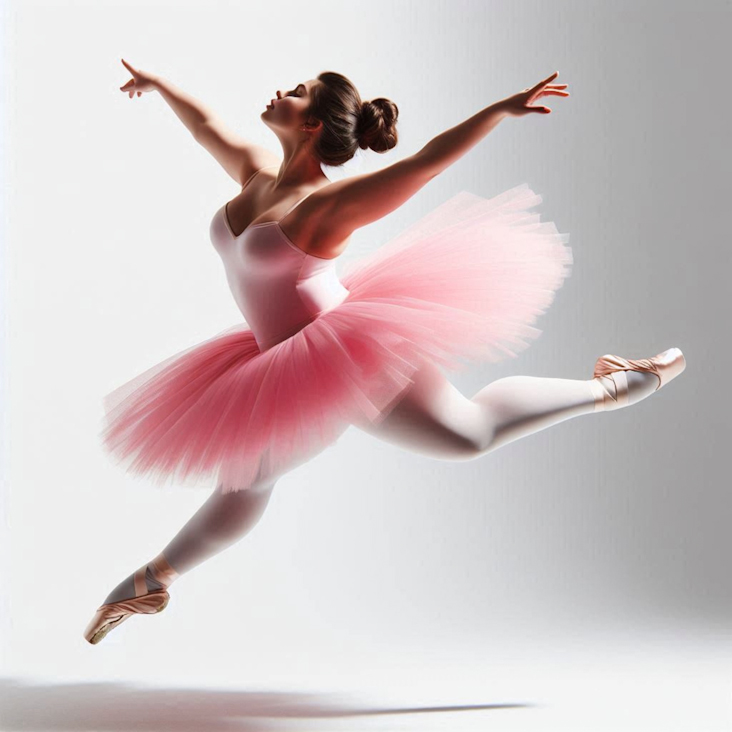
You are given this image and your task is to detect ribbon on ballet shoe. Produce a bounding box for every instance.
[589,372,629,412]
[133,565,149,597]
[148,553,180,589]
[589,378,607,412]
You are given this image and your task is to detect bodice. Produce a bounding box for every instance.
[209,205,350,352]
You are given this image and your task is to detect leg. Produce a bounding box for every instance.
[101,461,280,604]
[100,357,661,603]
[354,358,660,460]
[160,478,276,575]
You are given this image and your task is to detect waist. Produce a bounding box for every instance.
[256,287,351,352]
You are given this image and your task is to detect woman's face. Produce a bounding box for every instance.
[261,78,318,133]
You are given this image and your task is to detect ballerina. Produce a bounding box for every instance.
[84,61,685,644]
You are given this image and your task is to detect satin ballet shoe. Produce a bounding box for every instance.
[589,347,686,412]
[83,553,179,645]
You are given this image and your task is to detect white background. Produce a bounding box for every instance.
[1,1,730,730]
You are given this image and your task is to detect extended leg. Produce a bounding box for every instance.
[354,358,660,460]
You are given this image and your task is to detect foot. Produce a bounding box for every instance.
[590,347,686,412]
[84,553,179,645]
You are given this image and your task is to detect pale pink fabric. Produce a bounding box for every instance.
[214,199,351,352]
[100,183,573,492]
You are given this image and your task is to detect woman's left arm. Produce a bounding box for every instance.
[418,71,567,177]
[312,72,568,243]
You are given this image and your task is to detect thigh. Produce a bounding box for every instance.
[352,358,488,460]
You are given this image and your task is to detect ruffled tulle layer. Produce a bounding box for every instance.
[100,183,573,492]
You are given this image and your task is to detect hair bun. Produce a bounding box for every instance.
[309,71,400,166]
[357,97,399,153]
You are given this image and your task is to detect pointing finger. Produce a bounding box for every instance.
[531,71,559,93]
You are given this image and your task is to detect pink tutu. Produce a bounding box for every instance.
[100,183,573,492]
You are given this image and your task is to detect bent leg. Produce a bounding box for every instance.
[101,455,282,605]
[353,359,490,459]
[160,476,276,578]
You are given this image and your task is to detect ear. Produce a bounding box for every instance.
[302,117,323,134]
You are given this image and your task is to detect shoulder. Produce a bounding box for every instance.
[290,182,353,259]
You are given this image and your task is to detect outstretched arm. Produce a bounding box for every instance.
[314,71,567,245]
[119,59,278,186]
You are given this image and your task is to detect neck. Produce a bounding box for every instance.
[273,140,329,191]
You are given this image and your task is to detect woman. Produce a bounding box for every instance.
[84,61,686,644]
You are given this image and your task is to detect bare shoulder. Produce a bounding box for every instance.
[283,180,352,260]
[297,153,436,257]
[195,114,283,187]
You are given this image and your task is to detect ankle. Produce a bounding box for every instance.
[146,552,180,591]
[100,553,180,606]
[590,371,660,412]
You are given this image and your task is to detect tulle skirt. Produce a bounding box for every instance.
[100,183,573,492]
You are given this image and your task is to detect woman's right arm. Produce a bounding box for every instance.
[120,59,278,186]
[313,71,567,245]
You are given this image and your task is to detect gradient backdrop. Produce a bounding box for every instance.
[1,1,729,730]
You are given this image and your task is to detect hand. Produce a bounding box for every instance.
[501,71,569,117]
[119,58,159,98]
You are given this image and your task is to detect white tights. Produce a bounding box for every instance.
[102,359,659,603]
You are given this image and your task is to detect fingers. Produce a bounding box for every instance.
[120,59,145,98]
[519,73,565,116]
[531,71,559,93]
[120,58,137,94]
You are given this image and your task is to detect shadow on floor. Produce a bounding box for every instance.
[0,677,538,731]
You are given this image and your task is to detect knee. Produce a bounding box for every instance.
[248,477,277,496]
[216,478,276,503]
[439,433,489,462]
[449,421,500,461]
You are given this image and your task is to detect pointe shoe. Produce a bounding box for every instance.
[83,553,179,645]
[590,347,686,412]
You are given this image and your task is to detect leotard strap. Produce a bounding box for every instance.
[241,165,280,190]
[278,189,318,223]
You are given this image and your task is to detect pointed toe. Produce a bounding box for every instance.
[83,586,170,644]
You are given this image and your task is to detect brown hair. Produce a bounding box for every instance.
[307,71,399,166]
